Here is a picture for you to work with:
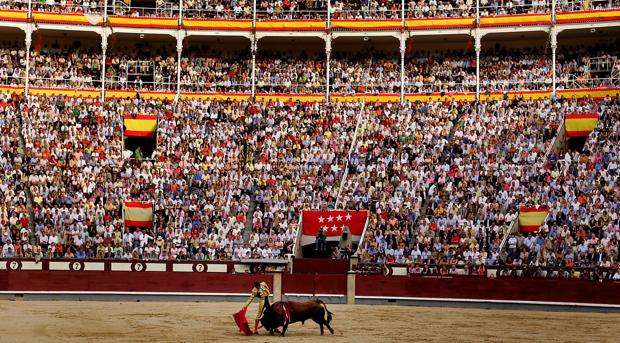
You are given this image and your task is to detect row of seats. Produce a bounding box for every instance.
[2,45,618,93]
[355,96,619,269]
[1,92,616,269]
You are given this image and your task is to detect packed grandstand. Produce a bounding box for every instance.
[0,0,618,281]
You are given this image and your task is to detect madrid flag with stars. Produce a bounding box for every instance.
[300,210,369,248]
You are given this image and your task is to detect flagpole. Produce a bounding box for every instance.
[293,211,304,258]
[353,211,370,257]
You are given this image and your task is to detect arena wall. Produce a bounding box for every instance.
[1,259,620,308]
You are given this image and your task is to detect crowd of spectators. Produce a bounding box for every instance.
[556,0,620,12]
[180,49,252,93]
[256,0,327,19]
[556,42,620,90]
[29,0,104,15]
[0,92,31,259]
[406,0,474,18]
[0,46,26,87]
[532,96,619,269]
[19,94,124,259]
[405,50,476,93]
[332,0,401,19]
[3,41,619,95]
[0,96,366,260]
[331,51,400,94]
[184,0,252,19]
[480,48,552,92]
[256,53,326,93]
[29,46,102,89]
[350,98,564,270]
[479,0,549,15]
[106,48,177,91]
[343,101,463,264]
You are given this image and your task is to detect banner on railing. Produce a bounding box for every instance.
[0,9,28,22]
[479,13,550,27]
[331,19,401,30]
[565,113,598,137]
[556,9,620,24]
[183,19,252,31]
[406,17,474,29]
[108,16,178,28]
[518,206,549,233]
[123,201,154,228]
[33,11,103,25]
[255,20,325,31]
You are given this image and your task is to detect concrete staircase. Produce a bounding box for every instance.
[243,184,257,243]
[15,103,36,228]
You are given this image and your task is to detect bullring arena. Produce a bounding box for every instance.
[2,0,620,342]
[3,301,620,342]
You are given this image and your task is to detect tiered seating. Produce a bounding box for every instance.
[0,93,31,258]
[29,48,102,89]
[0,46,25,87]
[21,94,124,259]
[256,53,326,94]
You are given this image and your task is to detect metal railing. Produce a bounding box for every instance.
[556,0,620,12]
[557,77,620,89]
[1,0,620,20]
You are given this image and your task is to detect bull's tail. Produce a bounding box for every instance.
[317,299,333,324]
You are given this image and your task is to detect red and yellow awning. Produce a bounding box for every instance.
[123,201,154,228]
[124,114,157,137]
[565,113,598,137]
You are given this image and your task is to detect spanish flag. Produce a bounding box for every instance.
[124,114,157,137]
[519,206,549,233]
[565,113,598,137]
[123,201,154,227]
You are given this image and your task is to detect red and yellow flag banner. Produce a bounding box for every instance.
[123,202,154,228]
[565,113,598,137]
[557,9,620,24]
[331,19,401,30]
[106,90,176,101]
[183,18,252,31]
[33,11,103,25]
[0,9,28,22]
[406,17,474,29]
[108,15,178,29]
[124,114,157,137]
[255,20,325,31]
[180,92,252,101]
[255,93,326,103]
[479,13,550,27]
[519,206,549,233]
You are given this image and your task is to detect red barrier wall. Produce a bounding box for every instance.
[356,275,620,305]
[293,259,349,274]
[0,271,271,294]
[3,269,620,306]
[282,273,347,296]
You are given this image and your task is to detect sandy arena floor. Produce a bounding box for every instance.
[1,301,619,343]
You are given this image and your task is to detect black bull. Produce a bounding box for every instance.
[260,300,334,336]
